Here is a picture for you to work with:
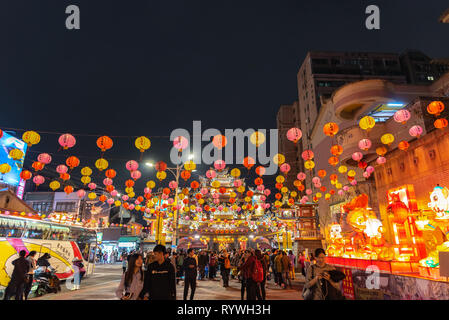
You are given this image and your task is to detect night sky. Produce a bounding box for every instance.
[0,1,448,200]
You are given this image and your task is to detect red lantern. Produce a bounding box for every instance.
[275,193,282,200]
[320,186,326,192]
[137,196,144,203]
[190,181,199,189]
[105,169,117,179]
[163,188,171,195]
[246,191,254,197]
[125,179,135,188]
[219,187,227,194]
[275,183,283,190]
[328,156,339,166]
[181,170,191,181]
[64,185,74,195]
[434,118,448,129]
[20,170,32,181]
[106,185,115,193]
[243,157,255,170]
[99,195,107,202]
[60,173,70,181]
[255,166,266,176]
[32,161,44,171]
[97,136,113,152]
[358,160,368,170]
[155,161,167,172]
[254,177,263,185]
[66,156,80,170]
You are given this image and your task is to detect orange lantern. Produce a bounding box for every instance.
[320,186,326,192]
[255,166,265,176]
[155,161,167,172]
[64,185,74,195]
[219,187,227,194]
[254,177,263,185]
[330,174,338,181]
[32,161,44,171]
[323,122,339,137]
[99,195,107,202]
[191,181,199,189]
[97,136,113,152]
[106,185,115,193]
[298,185,305,191]
[181,170,191,181]
[66,156,80,170]
[20,170,32,181]
[275,183,283,190]
[105,169,117,179]
[398,141,409,151]
[330,145,343,156]
[434,118,448,129]
[243,156,255,170]
[275,193,282,200]
[427,101,445,116]
[328,156,339,166]
[318,170,327,178]
[125,179,135,188]
[60,173,70,181]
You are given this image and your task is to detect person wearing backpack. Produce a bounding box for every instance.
[240,250,258,300]
[254,249,267,300]
[218,250,231,287]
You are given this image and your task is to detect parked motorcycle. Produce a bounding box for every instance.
[32,270,61,297]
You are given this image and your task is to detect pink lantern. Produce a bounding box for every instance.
[212,193,220,199]
[393,109,411,124]
[173,136,189,150]
[301,150,314,161]
[122,195,129,201]
[300,199,306,204]
[363,172,371,179]
[213,199,220,205]
[56,165,68,174]
[88,183,97,190]
[58,134,76,149]
[314,182,321,188]
[110,190,118,197]
[144,188,151,194]
[306,189,312,195]
[286,128,302,143]
[103,178,113,186]
[377,157,387,165]
[358,139,372,151]
[145,208,151,214]
[167,198,174,205]
[200,187,209,195]
[107,198,114,205]
[312,177,321,184]
[161,194,168,200]
[185,216,190,221]
[366,166,375,174]
[32,175,45,186]
[206,169,217,179]
[297,172,306,181]
[280,163,291,174]
[126,160,139,172]
[77,189,86,198]
[169,181,178,189]
[350,180,358,186]
[131,170,141,180]
[303,196,309,202]
[37,153,52,165]
[264,189,271,196]
[129,204,135,210]
[352,152,363,162]
[176,205,182,210]
[197,207,203,213]
[257,185,264,191]
[338,190,344,196]
[409,125,423,138]
[233,179,242,187]
[261,195,266,201]
[218,205,223,211]
[343,186,349,192]
[214,159,226,171]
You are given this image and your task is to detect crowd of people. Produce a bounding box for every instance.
[115,246,345,301]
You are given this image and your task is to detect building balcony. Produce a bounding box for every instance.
[294,230,321,239]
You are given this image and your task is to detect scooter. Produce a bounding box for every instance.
[32,270,61,297]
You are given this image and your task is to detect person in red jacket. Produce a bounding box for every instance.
[239,250,258,300]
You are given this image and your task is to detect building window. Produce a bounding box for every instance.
[427,76,435,81]
[30,201,53,214]
[55,202,76,212]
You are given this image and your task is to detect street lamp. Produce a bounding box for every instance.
[145,162,154,167]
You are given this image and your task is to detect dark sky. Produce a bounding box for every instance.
[0,0,448,196]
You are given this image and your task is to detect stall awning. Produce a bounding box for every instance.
[118,236,139,243]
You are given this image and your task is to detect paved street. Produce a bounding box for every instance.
[32,264,304,300]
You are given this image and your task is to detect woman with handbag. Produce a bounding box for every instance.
[302,248,344,300]
[115,253,144,300]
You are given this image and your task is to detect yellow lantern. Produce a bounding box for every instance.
[156,171,167,181]
[250,131,265,147]
[125,187,134,194]
[114,200,122,207]
[81,176,91,185]
[291,191,297,198]
[199,198,205,205]
[81,167,92,176]
[146,180,156,189]
[281,187,288,194]
[190,205,196,211]
[381,133,395,146]
[88,192,97,200]
[348,170,356,177]
[273,153,285,165]
[325,193,331,200]
[304,160,315,170]
[128,192,135,198]
[0,163,11,174]
[184,160,196,171]
[22,131,41,147]
[230,168,241,178]
[237,185,245,193]
[336,183,342,189]
[245,196,251,202]
[49,180,60,191]
[316,192,322,199]
[276,175,285,184]
[338,165,347,174]
[230,192,237,198]
[9,149,24,161]
[95,158,109,171]
[359,116,376,131]
[135,136,151,153]
[275,201,282,207]
[211,180,221,188]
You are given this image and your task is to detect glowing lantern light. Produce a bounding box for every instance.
[230,168,240,178]
[66,156,80,170]
[135,136,151,153]
[312,177,320,184]
[323,122,339,137]
[146,181,156,189]
[376,146,387,156]
[114,201,122,207]
[393,110,411,124]
[81,176,91,185]
[358,160,368,170]
[95,158,109,171]
[276,175,285,184]
[381,133,395,146]
[181,170,191,181]
[32,175,45,186]
[434,118,448,130]
[250,131,265,147]
[60,173,70,181]
[191,181,200,189]
[254,177,263,185]
[58,134,76,149]
[184,160,196,171]
[358,139,372,151]
[103,178,113,186]
[212,135,227,149]
[131,170,142,180]
[297,172,306,181]
[366,166,375,174]
[318,170,327,178]
[49,180,60,191]
[156,171,167,181]
[359,116,376,131]
[286,128,302,143]
[302,150,314,161]
[330,145,343,156]
[105,169,116,179]
[96,136,113,152]
[81,167,92,176]
[304,160,315,170]
[64,185,74,195]
[352,152,363,162]
[280,163,291,174]
[169,181,178,189]
[398,141,409,151]
[377,157,386,165]
[20,170,32,181]
[22,131,41,147]
[125,179,135,188]
[9,149,24,161]
[409,125,423,138]
[273,153,285,165]
[88,183,97,190]
[56,165,68,174]
[126,160,139,172]
[77,189,86,198]
[328,156,339,166]
[338,165,347,174]
[173,136,189,150]
[32,161,44,172]
[347,170,356,178]
[255,166,266,176]
[214,159,226,171]
[427,101,445,117]
[37,153,52,165]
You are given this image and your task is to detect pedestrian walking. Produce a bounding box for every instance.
[281,251,292,289]
[198,251,208,280]
[288,250,296,280]
[140,245,176,300]
[299,252,306,277]
[71,258,86,290]
[122,254,128,273]
[218,250,231,287]
[270,249,278,284]
[182,248,197,300]
[274,251,284,287]
[240,250,259,300]
[208,252,217,279]
[116,253,144,300]
[255,250,267,300]
[3,250,29,300]
[23,250,37,300]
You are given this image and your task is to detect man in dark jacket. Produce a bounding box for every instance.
[182,248,197,300]
[270,249,278,284]
[3,250,30,300]
[140,245,176,300]
[197,250,208,280]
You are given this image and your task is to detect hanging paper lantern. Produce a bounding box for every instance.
[338,166,347,174]
[323,122,339,137]
[276,175,285,184]
[184,160,196,171]
[96,136,113,152]
[88,183,97,190]
[214,159,226,171]
[376,146,387,156]
[434,118,448,130]
[49,180,60,191]
[352,152,363,162]
[264,189,271,196]
[243,156,255,169]
[131,170,142,180]
[255,166,266,176]
[254,177,263,186]
[230,168,240,178]
[95,158,109,171]
[80,166,92,176]
[318,170,327,178]
[302,150,314,161]
[297,172,306,181]
[181,170,191,181]
[66,156,80,170]
[32,175,44,186]
[286,128,302,143]
[350,180,358,186]
[99,195,107,202]
[366,166,375,174]
[20,170,32,181]
[330,145,343,156]
[377,157,386,165]
[64,185,74,195]
[103,178,113,186]
[381,133,395,146]
[0,129,2,139]
[56,165,68,174]
[81,176,91,185]
[409,125,423,138]
[9,149,24,161]
[125,160,138,172]
[22,131,40,147]
[358,139,372,151]
[273,153,285,165]
[146,181,156,189]
[173,136,189,150]
[393,110,411,124]
[347,170,356,178]
[58,134,76,149]
[211,180,221,188]
[169,181,178,189]
[250,131,265,147]
[427,101,445,116]
[135,136,151,153]
[304,160,315,170]
[31,161,44,172]
[359,116,376,131]
[125,179,135,188]
[191,181,200,189]
[234,179,243,188]
[104,169,116,179]
[398,141,409,151]
[35,154,51,166]
[77,189,86,198]
[328,156,339,166]
[312,177,320,184]
[114,200,122,207]
[106,185,115,193]
[212,135,227,149]
[330,174,338,181]
[280,163,291,174]
[358,160,368,170]
[60,173,70,181]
